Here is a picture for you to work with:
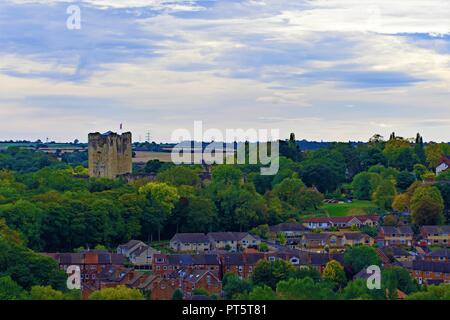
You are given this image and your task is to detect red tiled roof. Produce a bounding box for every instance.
[440,156,450,166]
[303,215,380,224]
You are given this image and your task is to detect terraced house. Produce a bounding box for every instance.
[207,232,260,252]
[300,233,346,252]
[377,226,414,247]
[170,233,211,253]
[405,260,450,285]
[302,215,380,230]
[420,226,450,246]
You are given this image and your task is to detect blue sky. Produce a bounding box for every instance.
[0,0,449,142]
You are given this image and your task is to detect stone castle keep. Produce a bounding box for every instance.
[88,131,132,179]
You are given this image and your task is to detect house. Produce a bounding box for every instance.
[436,156,450,175]
[343,232,374,246]
[149,276,180,300]
[268,223,309,242]
[380,246,414,263]
[152,253,221,276]
[43,250,125,290]
[177,269,222,299]
[207,232,260,252]
[128,245,160,269]
[300,233,346,252]
[377,226,414,247]
[149,269,222,300]
[170,233,210,253]
[420,225,450,246]
[221,253,266,279]
[424,249,450,262]
[117,240,146,256]
[117,240,159,269]
[405,260,450,285]
[308,252,345,273]
[302,215,380,230]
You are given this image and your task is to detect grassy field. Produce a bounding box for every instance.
[322,200,378,217]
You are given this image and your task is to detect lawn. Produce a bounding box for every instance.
[322,200,378,217]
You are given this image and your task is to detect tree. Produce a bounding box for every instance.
[181,197,217,233]
[157,166,200,186]
[276,277,336,300]
[406,283,450,300]
[172,288,183,300]
[411,186,445,225]
[392,193,410,213]
[89,285,144,300]
[139,182,180,240]
[396,171,416,192]
[344,246,381,275]
[252,259,295,289]
[222,273,253,299]
[0,276,27,300]
[249,224,269,240]
[300,149,346,193]
[351,172,381,200]
[30,285,65,300]
[425,143,445,168]
[245,285,277,300]
[322,260,347,288]
[413,164,429,181]
[372,179,396,209]
[340,279,385,300]
[382,267,418,297]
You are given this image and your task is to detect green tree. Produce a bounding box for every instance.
[276,277,336,300]
[30,285,65,300]
[245,285,277,300]
[322,260,347,289]
[252,259,295,289]
[0,276,27,300]
[411,186,445,225]
[172,288,183,300]
[382,267,418,297]
[344,246,381,275]
[89,285,144,300]
[396,171,416,192]
[222,273,253,299]
[406,283,450,300]
[351,172,381,200]
[139,182,180,240]
[157,166,200,187]
[372,179,396,209]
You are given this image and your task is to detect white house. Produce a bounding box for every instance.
[436,156,450,175]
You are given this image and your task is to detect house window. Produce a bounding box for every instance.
[207,275,211,285]
[163,266,167,270]
[238,266,243,272]
[249,266,253,273]
[268,256,275,262]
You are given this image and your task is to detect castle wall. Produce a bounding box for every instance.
[88,132,132,179]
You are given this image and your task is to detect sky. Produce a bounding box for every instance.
[0,0,449,143]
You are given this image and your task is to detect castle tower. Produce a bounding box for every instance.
[88,131,132,179]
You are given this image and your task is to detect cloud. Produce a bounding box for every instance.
[0,0,449,142]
